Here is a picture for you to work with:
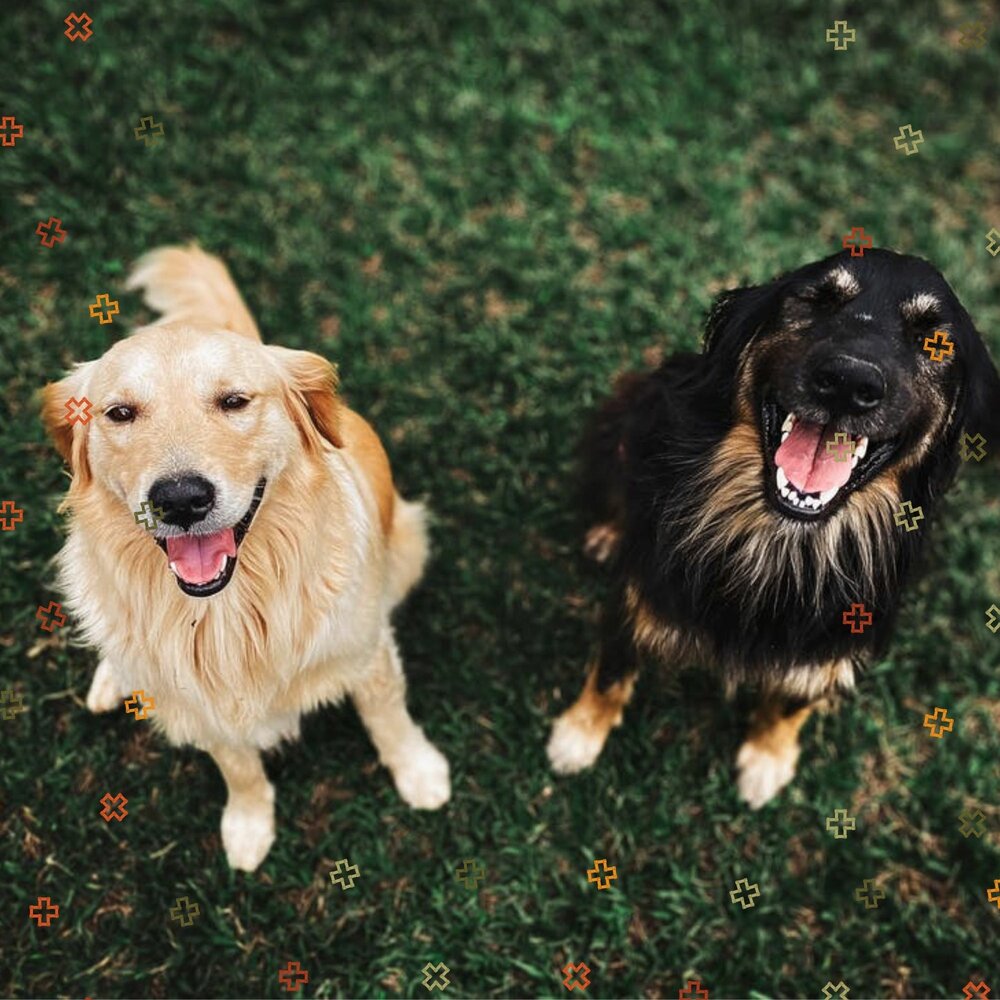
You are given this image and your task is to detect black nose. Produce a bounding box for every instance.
[807,354,885,415]
[148,474,216,529]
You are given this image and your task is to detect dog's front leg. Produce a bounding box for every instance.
[736,694,818,809]
[86,657,126,713]
[351,631,451,810]
[207,744,276,872]
[547,589,639,774]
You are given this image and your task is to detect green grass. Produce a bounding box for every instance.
[2,0,1000,996]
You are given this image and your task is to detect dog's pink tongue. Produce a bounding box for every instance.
[774,421,854,494]
[165,529,236,585]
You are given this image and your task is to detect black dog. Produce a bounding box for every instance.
[547,248,1000,807]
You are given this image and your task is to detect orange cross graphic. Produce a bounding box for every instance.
[88,293,120,325]
[923,706,954,738]
[842,603,873,634]
[922,329,954,362]
[124,690,156,720]
[28,896,60,927]
[586,857,618,890]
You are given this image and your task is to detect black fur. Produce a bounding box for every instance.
[584,248,1000,691]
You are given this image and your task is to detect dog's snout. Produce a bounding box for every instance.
[807,354,885,415]
[149,474,216,529]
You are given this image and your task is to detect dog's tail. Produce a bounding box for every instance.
[386,497,430,610]
[125,244,261,341]
[579,371,653,532]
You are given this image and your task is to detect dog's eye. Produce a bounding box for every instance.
[900,293,943,329]
[905,310,941,330]
[219,394,251,411]
[105,405,136,423]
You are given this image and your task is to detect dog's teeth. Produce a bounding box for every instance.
[851,455,858,469]
[169,561,179,575]
[780,485,790,499]
[819,486,839,504]
[781,431,790,443]
[855,435,869,459]
[781,412,795,434]
[776,467,789,491]
[788,489,799,502]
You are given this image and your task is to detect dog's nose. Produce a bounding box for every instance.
[148,474,216,529]
[807,354,885,414]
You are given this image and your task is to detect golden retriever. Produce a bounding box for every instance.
[42,246,450,871]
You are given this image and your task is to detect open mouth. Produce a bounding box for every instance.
[155,478,266,597]
[760,403,896,520]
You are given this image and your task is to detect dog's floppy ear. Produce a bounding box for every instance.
[955,313,1000,446]
[703,278,789,373]
[40,361,97,490]
[269,345,344,451]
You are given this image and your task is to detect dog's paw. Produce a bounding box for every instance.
[735,740,800,810]
[390,736,451,810]
[221,786,276,872]
[86,659,124,714]
[547,711,606,775]
[583,523,620,563]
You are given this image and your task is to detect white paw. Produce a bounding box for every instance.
[86,659,123,714]
[389,735,451,810]
[221,786,276,871]
[547,711,607,775]
[736,740,800,810]
[583,523,620,563]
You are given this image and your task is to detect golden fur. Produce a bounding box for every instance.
[42,246,449,871]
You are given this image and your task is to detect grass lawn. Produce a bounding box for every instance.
[2,0,999,996]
